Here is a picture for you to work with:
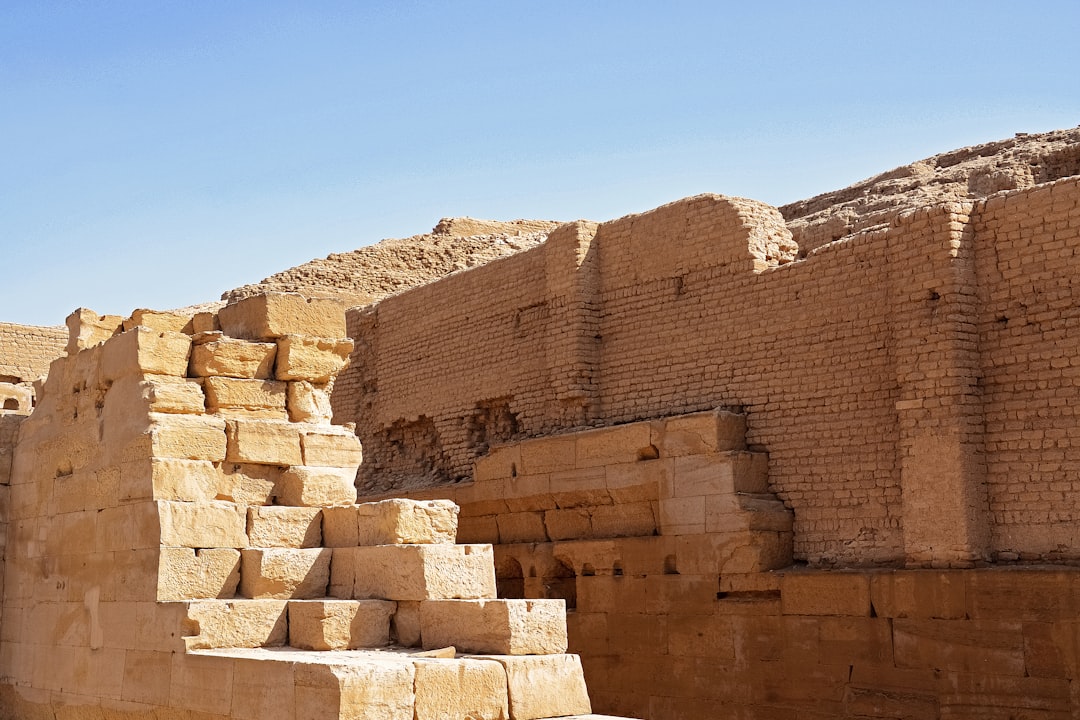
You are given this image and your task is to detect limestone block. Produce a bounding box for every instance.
[669,454,734,498]
[521,435,576,475]
[412,658,509,720]
[169,651,236,714]
[143,376,206,414]
[189,337,277,379]
[240,548,331,599]
[733,451,769,493]
[392,601,422,646]
[191,311,219,333]
[781,571,871,616]
[247,506,322,548]
[474,444,522,483]
[219,463,282,505]
[322,506,361,547]
[124,309,192,333]
[485,654,591,720]
[204,376,287,417]
[158,500,248,548]
[575,423,655,469]
[278,466,356,507]
[66,308,124,354]
[294,661,415,720]
[147,413,227,461]
[219,292,346,341]
[287,599,396,650]
[183,599,288,650]
[157,547,241,601]
[276,335,354,383]
[140,458,220,502]
[231,655,297,720]
[654,410,747,456]
[225,419,303,466]
[121,649,172,705]
[332,544,496,601]
[102,326,192,380]
[420,599,567,655]
[356,499,459,545]
[287,380,333,423]
[498,511,548,544]
[604,460,666,504]
[301,426,363,468]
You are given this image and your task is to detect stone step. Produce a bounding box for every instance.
[322,498,459,546]
[329,543,496,601]
[246,505,323,547]
[180,646,611,720]
[240,547,332,599]
[419,598,568,655]
[287,598,396,650]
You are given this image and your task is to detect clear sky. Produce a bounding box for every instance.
[2,1,1078,326]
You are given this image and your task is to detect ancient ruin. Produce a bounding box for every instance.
[3,127,1080,718]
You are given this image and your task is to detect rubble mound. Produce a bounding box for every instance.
[781,126,1080,252]
[224,218,559,308]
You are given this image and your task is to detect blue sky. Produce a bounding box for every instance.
[2,1,1078,326]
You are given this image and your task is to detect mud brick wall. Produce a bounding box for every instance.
[975,179,1080,559]
[339,179,1080,567]
[0,322,67,382]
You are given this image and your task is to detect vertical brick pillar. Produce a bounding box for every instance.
[889,203,990,567]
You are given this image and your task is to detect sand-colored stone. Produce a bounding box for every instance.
[125,308,193,333]
[358,499,459,545]
[412,657,509,720]
[204,376,288,418]
[331,544,496,601]
[183,599,289,650]
[219,292,347,341]
[247,506,322,548]
[189,336,277,379]
[277,465,357,507]
[276,335,353,383]
[158,547,241,600]
[287,380,333,423]
[239,547,331,599]
[65,308,124,354]
[486,654,592,720]
[420,598,568,655]
[158,500,248,548]
[225,418,303,466]
[300,425,363,468]
[102,326,192,379]
[145,412,227,461]
[295,660,416,720]
[287,599,396,650]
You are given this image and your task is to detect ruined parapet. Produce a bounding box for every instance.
[0,291,625,720]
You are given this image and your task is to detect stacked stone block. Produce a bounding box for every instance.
[0,291,620,720]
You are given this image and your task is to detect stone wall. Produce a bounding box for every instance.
[0,322,66,383]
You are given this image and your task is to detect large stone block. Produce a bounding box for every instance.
[158,500,248,548]
[277,465,356,507]
[420,598,568,655]
[102,326,192,379]
[189,335,277,379]
[146,413,227,461]
[356,499,459,545]
[301,425,363,468]
[124,308,192,333]
[287,599,396,650]
[287,380,333,423]
[183,599,288,650]
[219,293,346,341]
[240,547,331,599]
[205,376,288,418]
[781,571,871,616]
[66,308,124,353]
[225,419,303,466]
[141,376,206,414]
[654,409,747,455]
[276,335,354,383]
[485,654,592,720]
[294,661,415,720]
[331,544,496,601]
[412,658,509,720]
[247,506,322,548]
[158,547,240,601]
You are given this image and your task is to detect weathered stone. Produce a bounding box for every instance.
[239,547,331,599]
[301,425,363,468]
[219,292,346,341]
[102,326,192,379]
[157,500,247,548]
[287,380,333,423]
[420,598,568,655]
[277,465,356,507]
[141,376,206,414]
[189,336,277,379]
[124,309,192,333]
[247,506,322,548]
[157,547,240,601]
[412,658,509,720]
[276,335,353,383]
[486,654,592,719]
[331,544,496,601]
[225,419,303,466]
[183,599,288,650]
[287,599,396,650]
[65,308,124,354]
[204,376,287,417]
[356,499,459,545]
